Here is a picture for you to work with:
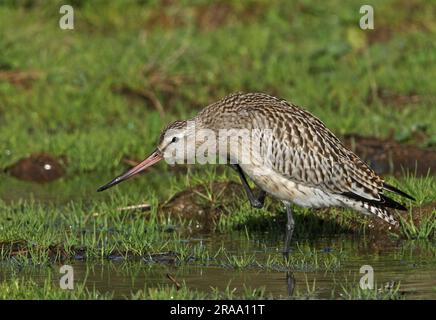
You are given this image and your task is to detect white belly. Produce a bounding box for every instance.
[240,163,342,208]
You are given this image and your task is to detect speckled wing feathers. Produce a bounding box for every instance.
[231,93,385,201]
[196,92,409,225]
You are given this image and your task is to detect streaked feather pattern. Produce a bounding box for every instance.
[197,92,414,226]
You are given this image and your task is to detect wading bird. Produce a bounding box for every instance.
[98,92,414,256]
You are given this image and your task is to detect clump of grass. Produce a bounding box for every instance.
[292,275,319,299]
[131,282,267,300]
[398,209,436,240]
[263,244,344,272]
[174,241,223,265]
[387,175,435,206]
[210,283,267,300]
[339,282,404,300]
[223,251,256,269]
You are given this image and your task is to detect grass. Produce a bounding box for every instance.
[0,0,435,299]
[132,282,268,300]
[0,196,346,272]
[0,196,177,262]
[223,252,257,269]
[399,210,436,240]
[292,275,319,299]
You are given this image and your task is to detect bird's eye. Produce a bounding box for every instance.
[171,136,178,143]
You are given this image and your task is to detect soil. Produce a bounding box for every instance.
[0,70,41,89]
[6,153,66,183]
[145,2,267,31]
[343,135,435,177]
[161,181,245,232]
[366,88,422,108]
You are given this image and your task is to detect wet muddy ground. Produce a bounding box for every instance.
[343,135,435,177]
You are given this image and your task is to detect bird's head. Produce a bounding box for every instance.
[157,119,199,163]
[97,119,198,192]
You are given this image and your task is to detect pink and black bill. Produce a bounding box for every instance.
[97,149,163,192]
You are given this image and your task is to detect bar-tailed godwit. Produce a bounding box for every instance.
[98,92,414,255]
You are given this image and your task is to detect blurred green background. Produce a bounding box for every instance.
[0,0,435,175]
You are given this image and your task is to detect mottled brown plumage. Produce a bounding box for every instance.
[193,92,413,226]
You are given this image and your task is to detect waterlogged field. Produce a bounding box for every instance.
[0,0,435,299]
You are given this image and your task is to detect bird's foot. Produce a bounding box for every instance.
[250,198,264,209]
[249,190,266,209]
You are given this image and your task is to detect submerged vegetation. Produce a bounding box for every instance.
[0,0,435,299]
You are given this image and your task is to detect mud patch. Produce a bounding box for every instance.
[366,88,422,108]
[6,153,66,183]
[0,70,41,89]
[145,2,267,31]
[161,181,245,232]
[194,2,266,30]
[343,135,435,176]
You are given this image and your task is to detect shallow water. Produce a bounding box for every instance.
[84,235,436,299]
[0,233,435,299]
[89,235,436,299]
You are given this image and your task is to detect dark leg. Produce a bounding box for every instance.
[283,203,295,259]
[230,164,266,209]
[286,271,295,298]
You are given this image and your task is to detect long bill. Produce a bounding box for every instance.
[97,149,163,192]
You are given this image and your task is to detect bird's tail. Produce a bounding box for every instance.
[383,183,415,201]
[341,192,403,227]
[361,201,399,227]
